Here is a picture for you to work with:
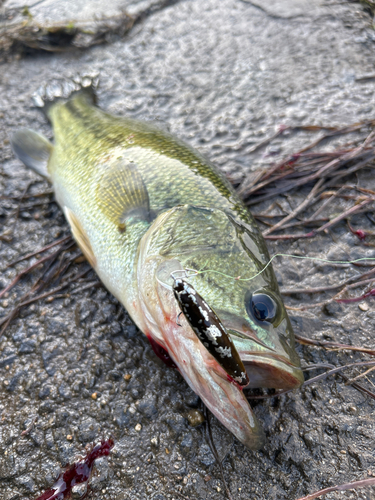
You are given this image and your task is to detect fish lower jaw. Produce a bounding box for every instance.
[142,313,266,450]
[243,354,304,390]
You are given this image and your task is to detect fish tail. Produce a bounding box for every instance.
[32,74,99,119]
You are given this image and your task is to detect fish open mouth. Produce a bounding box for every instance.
[240,352,304,389]
[222,319,304,390]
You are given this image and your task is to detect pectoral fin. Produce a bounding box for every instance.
[64,207,96,268]
[97,158,152,230]
[11,128,53,180]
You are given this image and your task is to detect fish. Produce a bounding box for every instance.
[11,78,304,450]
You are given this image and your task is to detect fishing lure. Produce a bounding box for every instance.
[172,277,249,387]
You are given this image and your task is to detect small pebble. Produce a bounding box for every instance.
[165,448,170,454]
[124,374,132,381]
[67,434,73,441]
[359,303,369,311]
[91,393,97,400]
[187,409,205,427]
[216,486,221,492]
[340,450,346,454]
[150,436,158,446]
[135,423,142,432]
[71,483,87,500]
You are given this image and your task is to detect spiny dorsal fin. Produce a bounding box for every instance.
[96,157,152,231]
[10,128,53,180]
[64,207,97,268]
[32,75,99,116]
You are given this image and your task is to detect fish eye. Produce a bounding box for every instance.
[247,292,277,323]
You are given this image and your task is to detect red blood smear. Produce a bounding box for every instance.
[348,223,367,241]
[34,439,114,500]
[354,229,367,241]
[146,334,176,368]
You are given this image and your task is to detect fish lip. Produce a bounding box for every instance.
[224,320,303,388]
[223,323,304,389]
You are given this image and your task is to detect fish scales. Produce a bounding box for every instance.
[11,83,304,450]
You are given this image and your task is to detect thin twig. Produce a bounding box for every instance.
[246,361,375,401]
[263,178,324,236]
[345,366,375,385]
[264,231,316,241]
[70,281,100,295]
[295,477,375,500]
[295,335,375,357]
[2,235,72,270]
[203,406,233,500]
[20,416,38,437]
[0,282,71,335]
[309,186,345,220]
[315,197,375,234]
[281,267,375,295]
[286,277,375,310]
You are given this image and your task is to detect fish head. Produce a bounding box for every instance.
[135,205,303,449]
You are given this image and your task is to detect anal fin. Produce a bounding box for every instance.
[11,128,53,180]
[64,207,97,268]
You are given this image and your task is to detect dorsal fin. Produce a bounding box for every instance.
[96,157,152,231]
[32,75,99,118]
[10,128,53,180]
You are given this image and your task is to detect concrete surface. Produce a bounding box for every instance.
[0,0,375,499]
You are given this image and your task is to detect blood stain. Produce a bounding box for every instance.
[34,438,114,500]
[146,334,176,368]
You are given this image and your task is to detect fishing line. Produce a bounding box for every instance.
[174,254,375,283]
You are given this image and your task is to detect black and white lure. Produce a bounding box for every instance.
[172,277,249,387]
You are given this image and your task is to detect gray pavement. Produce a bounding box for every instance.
[0,0,375,499]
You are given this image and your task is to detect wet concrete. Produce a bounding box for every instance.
[0,0,375,499]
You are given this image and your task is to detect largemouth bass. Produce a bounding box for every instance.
[11,79,304,450]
